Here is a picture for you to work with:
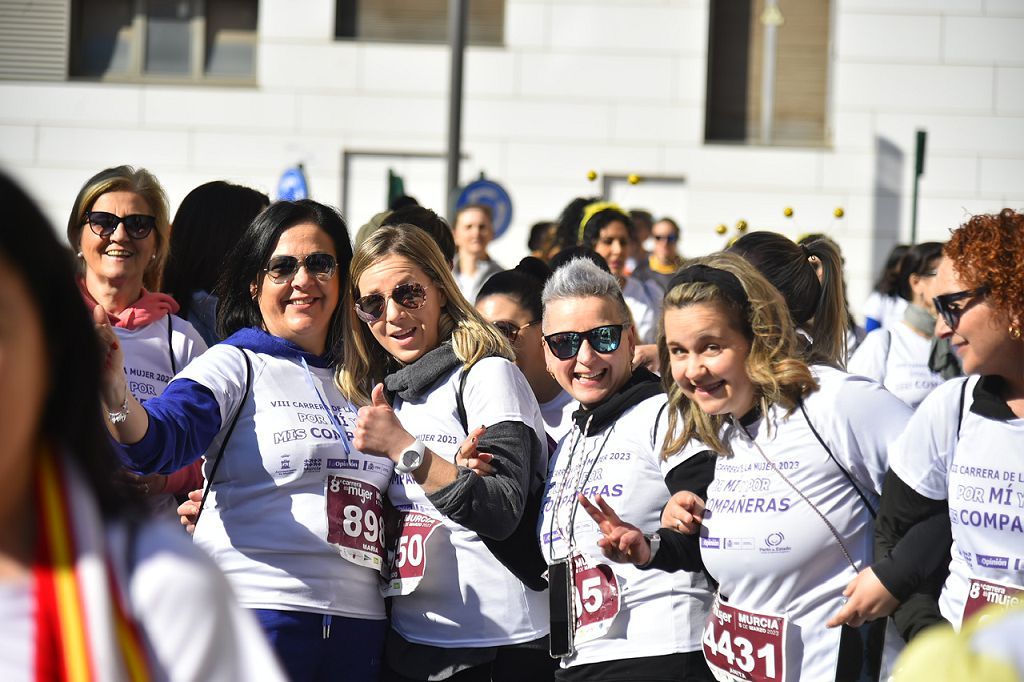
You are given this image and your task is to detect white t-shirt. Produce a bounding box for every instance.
[691,366,910,681]
[0,521,284,682]
[388,356,550,647]
[539,394,712,668]
[117,314,207,404]
[177,344,391,620]
[622,276,662,345]
[541,389,576,445]
[862,292,907,330]
[889,376,1024,630]
[848,322,946,409]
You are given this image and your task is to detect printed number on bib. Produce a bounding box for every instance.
[326,476,386,570]
[703,596,786,682]
[570,551,621,645]
[962,577,1024,624]
[380,511,443,597]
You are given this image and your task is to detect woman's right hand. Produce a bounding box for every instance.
[177,489,203,536]
[93,304,127,408]
[661,491,706,534]
[578,494,651,566]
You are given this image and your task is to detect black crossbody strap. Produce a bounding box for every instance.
[167,315,177,375]
[196,348,252,524]
[799,401,877,519]
[456,362,474,431]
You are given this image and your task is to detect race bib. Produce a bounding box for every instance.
[326,476,386,570]
[570,551,621,645]
[380,511,443,597]
[703,596,787,682]
[962,577,1024,624]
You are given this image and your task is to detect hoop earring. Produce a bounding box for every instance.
[1010,324,1022,341]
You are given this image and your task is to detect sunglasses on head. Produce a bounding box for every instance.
[494,320,539,344]
[652,234,678,243]
[544,324,628,360]
[354,282,428,323]
[933,286,988,331]
[84,211,157,240]
[263,253,338,285]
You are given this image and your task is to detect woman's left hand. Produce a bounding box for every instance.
[578,493,651,566]
[825,567,899,628]
[354,383,413,461]
[632,344,660,373]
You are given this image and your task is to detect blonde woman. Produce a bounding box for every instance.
[580,252,912,681]
[338,225,554,681]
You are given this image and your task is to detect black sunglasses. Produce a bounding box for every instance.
[652,234,678,243]
[933,286,988,331]
[84,211,157,240]
[263,253,338,285]
[494,320,539,344]
[355,282,428,323]
[544,324,628,360]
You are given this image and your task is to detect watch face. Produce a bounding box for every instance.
[401,449,420,468]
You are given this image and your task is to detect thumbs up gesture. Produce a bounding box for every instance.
[354,383,412,460]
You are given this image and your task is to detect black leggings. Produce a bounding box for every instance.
[555,651,712,682]
[382,645,557,682]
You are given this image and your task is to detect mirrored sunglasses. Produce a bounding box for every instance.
[263,253,338,284]
[354,282,428,323]
[544,324,627,360]
[85,211,157,240]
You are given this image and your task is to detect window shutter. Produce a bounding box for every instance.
[0,0,71,81]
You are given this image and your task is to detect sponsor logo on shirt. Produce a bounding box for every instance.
[363,460,392,475]
[700,537,721,549]
[758,531,791,555]
[976,553,1009,569]
[723,537,755,550]
[327,458,359,470]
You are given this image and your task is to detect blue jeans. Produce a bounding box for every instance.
[252,609,387,681]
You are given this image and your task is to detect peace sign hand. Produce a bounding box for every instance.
[577,494,651,566]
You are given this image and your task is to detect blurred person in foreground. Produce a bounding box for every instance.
[0,172,281,681]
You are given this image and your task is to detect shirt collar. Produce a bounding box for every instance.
[970,375,1018,421]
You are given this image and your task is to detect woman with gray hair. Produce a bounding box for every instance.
[537,257,714,680]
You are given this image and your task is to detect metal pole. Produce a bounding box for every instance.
[446,0,468,217]
[759,0,782,144]
[910,129,927,245]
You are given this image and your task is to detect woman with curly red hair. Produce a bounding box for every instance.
[830,208,1024,639]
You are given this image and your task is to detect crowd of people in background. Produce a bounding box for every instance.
[1,164,1022,682]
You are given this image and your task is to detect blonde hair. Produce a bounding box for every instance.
[659,252,818,459]
[337,224,513,405]
[66,165,171,291]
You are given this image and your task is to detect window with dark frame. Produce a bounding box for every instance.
[705,0,830,147]
[335,0,504,46]
[70,0,258,83]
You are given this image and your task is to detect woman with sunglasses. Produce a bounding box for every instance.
[831,209,1024,636]
[578,253,913,681]
[849,241,952,408]
[631,217,684,293]
[476,257,575,445]
[537,257,715,681]
[67,166,208,515]
[338,225,553,682]
[99,200,392,680]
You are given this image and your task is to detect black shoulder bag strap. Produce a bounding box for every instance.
[956,376,970,439]
[799,401,877,519]
[196,348,252,524]
[167,315,177,374]
[456,362,549,591]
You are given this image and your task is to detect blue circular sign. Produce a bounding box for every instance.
[455,179,513,239]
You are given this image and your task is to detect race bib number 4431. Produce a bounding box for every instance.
[703,597,787,682]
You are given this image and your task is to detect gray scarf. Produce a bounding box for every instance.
[383,343,463,402]
[902,304,964,380]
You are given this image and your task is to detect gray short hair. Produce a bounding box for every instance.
[542,257,632,328]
